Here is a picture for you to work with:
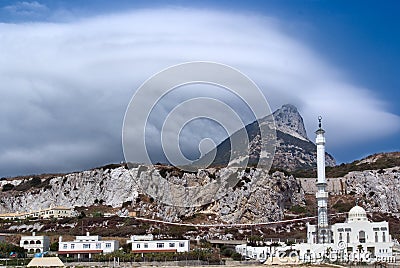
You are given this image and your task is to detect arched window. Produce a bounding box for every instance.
[382,232,386,242]
[375,232,378,242]
[36,249,41,253]
[36,240,41,244]
[359,231,366,243]
[347,233,350,243]
[24,240,29,244]
[30,240,35,244]
[339,233,343,241]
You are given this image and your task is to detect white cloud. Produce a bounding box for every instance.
[0,8,398,176]
[3,1,48,16]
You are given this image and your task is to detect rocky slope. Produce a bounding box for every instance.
[0,165,304,224]
[273,104,308,141]
[1,157,400,225]
[208,104,335,171]
[344,167,400,213]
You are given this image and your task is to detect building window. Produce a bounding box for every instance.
[83,244,90,249]
[136,244,141,248]
[71,244,75,249]
[96,243,101,249]
[63,244,67,249]
[157,243,164,248]
[375,232,378,242]
[339,233,343,241]
[359,231,366,243]
[347,233,350,243]
[106,243,112,248]
[345,228,352,232]
[382,232,386,242]
[381,227,387,231]
[179,242,185,247]
[24,241,29,244]
[36,240,41,244]
[169,243,175,248]
[144,243,148,248]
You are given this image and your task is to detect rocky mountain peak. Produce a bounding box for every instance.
[273,104,308,141]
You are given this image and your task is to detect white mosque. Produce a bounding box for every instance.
[236,117,397,263]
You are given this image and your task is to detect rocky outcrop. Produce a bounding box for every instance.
[344,167,400,213]
[209,104,336,171]
[0,165,304,224]
[273,104,308,141]
[0,168,139,212]
[1,164,400,224]
[299,166,400,213]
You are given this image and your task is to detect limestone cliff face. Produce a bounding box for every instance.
[299,166,400,214]
[273,104,308,141]
[344,167,400,213]
[0,168,139,212]
[0,166,304,223]
[1,164,400,223]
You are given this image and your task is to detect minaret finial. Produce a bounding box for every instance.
[318,116,322,129]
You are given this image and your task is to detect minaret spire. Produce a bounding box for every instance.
[318,115,322,129]
[315,116,330,243]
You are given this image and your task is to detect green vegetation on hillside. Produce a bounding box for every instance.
[291,152,400,178]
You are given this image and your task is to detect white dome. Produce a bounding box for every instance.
[348,205,368,222]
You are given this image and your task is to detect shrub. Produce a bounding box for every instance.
[221,247,234,257]
[232,252,242,261]
[2,183,14,192]
[289,205,307,214]
[50,242,59,251]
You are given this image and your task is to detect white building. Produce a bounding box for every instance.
[299,204,394,262]
[297,118,395,262]
[58,232,119,260]
[127,234,190,253]
[236,117,397,263]
[0,206,74,220]
[20,232,50,253]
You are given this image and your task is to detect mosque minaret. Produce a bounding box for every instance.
[236,116,397,263]
[315,116,331,243]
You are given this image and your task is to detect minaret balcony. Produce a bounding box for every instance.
[316,191,328,199]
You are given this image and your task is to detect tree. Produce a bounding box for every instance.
[231,252,242,261]
[120,243,131,253]
[50,242,59,252]
[0,242,25,257]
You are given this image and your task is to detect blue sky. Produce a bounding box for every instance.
[0,0,399,176]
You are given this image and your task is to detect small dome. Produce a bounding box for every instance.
[348,205,368,222]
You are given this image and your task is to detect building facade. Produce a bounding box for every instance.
[127,234,190,253]
[302,205,394,261]
[58,232,119,259]
[236,117,397,263]
[0,206,73,220]
[299,118,395,262]
[20,232,50,253]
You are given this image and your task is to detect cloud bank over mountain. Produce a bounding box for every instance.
[0,8,399,176]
